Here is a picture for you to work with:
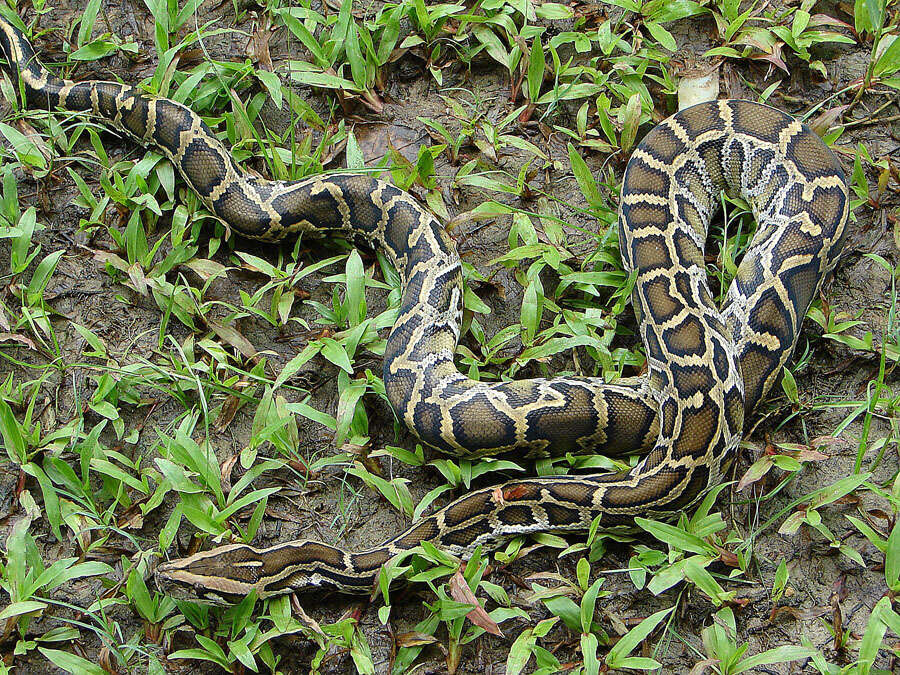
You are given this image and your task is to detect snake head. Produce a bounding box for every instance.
[154,543,284,606]
[155,540,379,604]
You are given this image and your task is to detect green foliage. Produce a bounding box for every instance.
[0,0,896,672]
[701,607,815,674]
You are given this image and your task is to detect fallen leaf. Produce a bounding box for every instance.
[808,13,853,29]
[184,258,228,281]
[65,510,93,552]
[249,19,273,72]
[127,262,148,296]
[16,118,52,162]
[737,455,773,491]
[603,609,628,636]
[689,658,720,675]
[830,575,846,652]
[748,41,789,74]
[714,545,740,568]
[220,453,239,492]
[809,105,849,137]
[769,605,830,622]
[263,507,307,525]
[396,631,439,648]
[341,442,370,457]
[117,504,145,531]
[0,332,37,350]
[287,459,312,478]
[92,249,129,273]
[214,394,243,433]
[209,319,258,361]
[811,435,850,449]
[449,569,502,636]
[491,486,505,505]
[360,453,383,478]
[502,485,531,501]
[99,647,115,675]
[291,596,329,640]
[523,571,578,590]
[866,508,892,522]
[793,447,829,462]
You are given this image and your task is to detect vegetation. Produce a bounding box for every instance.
[0,0,898,672]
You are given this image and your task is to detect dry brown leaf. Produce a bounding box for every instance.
[809,105,850,137]
[867,508,892,522]
[793,447,829,462]
[341,442,370,457]
[0,332,38,350]
[809,13,853,28]
[358,452,383,478]
[736,455,773,491]
[738,37,788,73]
[92,250,129,273]
[214,394,242,433]
[714,545,740,568]
[117,504,145,531]
[602,609,629,636]
[209,319,258,360]
[689,658,721,675]
[286,459,312,479]
[769,605,830,622]
[811,435,850,449]
[16,118,52,163]
[263,507,307,525]
[127,262,148,296]
[523,571,578,589]
[98,646,116,674]
[831,575,847,652]
[66,510,94,552]
[291,596,329,640]
[502,485,530,501]
[490,486,505,505]
[184,258,228,281]
[249,20,273,72]
[449,569,502,636]
[396,631,439,648]
[220,453,239,492]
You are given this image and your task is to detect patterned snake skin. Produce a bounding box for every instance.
[0,12,849,601]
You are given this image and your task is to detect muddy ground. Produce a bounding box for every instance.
[1,0,898,673]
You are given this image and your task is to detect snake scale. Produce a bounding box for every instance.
[0,11,849,602]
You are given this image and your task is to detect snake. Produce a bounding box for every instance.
[0,12,849,603]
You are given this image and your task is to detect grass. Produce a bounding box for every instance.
[0,0,898,672]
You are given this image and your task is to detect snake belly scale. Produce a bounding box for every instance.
[0,12,849,601]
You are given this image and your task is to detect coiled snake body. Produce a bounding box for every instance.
[0,13,849,601]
